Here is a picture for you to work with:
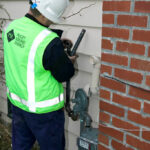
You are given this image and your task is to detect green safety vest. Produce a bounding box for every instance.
[3,17,64,114]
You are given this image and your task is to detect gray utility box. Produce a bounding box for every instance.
[77,128,98,150]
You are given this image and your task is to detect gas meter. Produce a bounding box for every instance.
[72,89,99,150]
[77,128,98,150]
[64,29,99,150]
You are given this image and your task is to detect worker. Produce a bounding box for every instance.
[2,0,77,149]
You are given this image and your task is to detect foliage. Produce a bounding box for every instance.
[0,4,11,33]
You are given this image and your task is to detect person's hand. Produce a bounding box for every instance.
[68,55,78,64]
[61,38,78,63]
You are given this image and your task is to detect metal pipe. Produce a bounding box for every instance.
[70,29,86,56]
[65,29,86,121]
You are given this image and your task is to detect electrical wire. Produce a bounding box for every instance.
[102,73,150,92]
[99,123,150,132]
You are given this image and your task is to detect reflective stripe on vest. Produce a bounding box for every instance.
[7,88,64,108]
[27,29,51,112]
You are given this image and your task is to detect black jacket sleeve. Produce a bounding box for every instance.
[42,37,75,82]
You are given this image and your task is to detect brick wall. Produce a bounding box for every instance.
[99,1,150,150]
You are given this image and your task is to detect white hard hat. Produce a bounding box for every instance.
[30,0,69,23]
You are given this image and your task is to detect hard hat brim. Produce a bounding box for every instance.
[37,8,61,24]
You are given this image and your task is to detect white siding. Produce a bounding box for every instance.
[0,1,29,19]
[0,1,102,150]
[62,0,102,27]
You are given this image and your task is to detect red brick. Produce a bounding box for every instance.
[103,14,114,24]
[130,58,150,72]
[103,1,131,12]
[102,39,113,50]
[99,124,124,141]
[98,144,109,150]
[113,93,141,111]
[116,41,145,55]
[142,128,150,141]
[100,77,126,93]
[114,68,143,84]
[133,29,150,42]
[100,101,125,117]
[129,86,150,101]
[126,135,150,150]
[102,27,129,40]
[100,64,112,75]
[98,133,109,145]
[100,89,110,100]
[112,117,140,136]
[143,102,150,114]
[99,111,111,123]
[117,15,147,27]
[148,47,150,57]
[101,53,128,66]
[146,75,150,87]
[135,1,150,13]
[128,110,150,128]
[111,140,134,150]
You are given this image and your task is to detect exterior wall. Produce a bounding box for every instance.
[0,4,11,123]
[99,1,150,150]
[0,1,102,150]
[52,2,102,149]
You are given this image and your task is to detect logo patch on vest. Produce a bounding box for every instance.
[7,30,15,42]
[14,33,26,48]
